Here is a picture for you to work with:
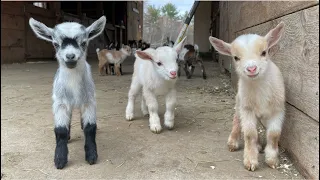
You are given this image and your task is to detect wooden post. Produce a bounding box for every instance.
[112,2,116,42]
[77,2,82,17]
[97,2,103,17]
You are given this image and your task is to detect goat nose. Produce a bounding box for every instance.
[170,71,177,76]
[247,66,257,73]
[66,53,75,60]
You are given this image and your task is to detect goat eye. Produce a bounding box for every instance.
[261,50,266,56]
[53,43,59,48]
[81,42,87,47]
[157,62,162,66]
[234,56,240,61]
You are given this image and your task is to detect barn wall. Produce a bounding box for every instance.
[218,1,319,179]
[127,1,143,41]
[1,2,26,64]
[194,1,211,53]
[1,2,143,64]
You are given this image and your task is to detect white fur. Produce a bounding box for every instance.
[29,15,106,169]
[125,37,187,133]
[29,16,106,128]
[209,22,286,171]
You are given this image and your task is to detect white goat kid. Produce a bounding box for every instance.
[29,16,106,169]
[125,37,187,134]
[209,22,286,171]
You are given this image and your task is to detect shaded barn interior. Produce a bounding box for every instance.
[1,1,143,64]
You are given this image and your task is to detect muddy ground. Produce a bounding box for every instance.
[1,58,303,179]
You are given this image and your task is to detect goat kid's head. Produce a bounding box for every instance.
[121,44,132,56]
[209,22,285,80]
[29,16,106,69]
[136,37,187,80]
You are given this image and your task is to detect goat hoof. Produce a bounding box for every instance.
[227,143,239,152]
[203,76,207,79]
[55,159,68,169]
[54,155,68,169]
[164,121,174,130]
[227,139,239,152]
[265,157,279,169]
[150,124,162,134]
[126,113,134,121]
[85,148,98,165]
[86,153,98,165]
[244,158,258,171]
[54,143,68,169]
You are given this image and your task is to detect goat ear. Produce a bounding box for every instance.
[173,36,187,53]
[29,18,53,42]
[265,22,285,49]
[209,36,232,56]
[86,16,106,40]
[136,50,153,61]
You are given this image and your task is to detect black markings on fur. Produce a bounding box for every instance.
[81,118,84,130]
[54,127,69,169]
[184,44,195,52]
[68,124,71,140]
[84,123,98,165]
[61,37,79,49]
[80,42,87,51]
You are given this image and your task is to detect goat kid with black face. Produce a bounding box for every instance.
[29,16,106,169]
[209,22,286,171]
[125,37,186,134]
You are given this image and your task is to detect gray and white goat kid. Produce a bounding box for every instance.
[29,16,106,169]
[209,22,286,171]
[125,37,187,134]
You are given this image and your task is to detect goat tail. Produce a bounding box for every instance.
[96,48,100,53]
[194,44,199,51]
[194,44,200,58]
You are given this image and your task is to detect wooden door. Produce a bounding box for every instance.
[25,3,56,61]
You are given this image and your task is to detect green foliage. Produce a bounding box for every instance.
[161,3,179,19]
[146,5,161,24]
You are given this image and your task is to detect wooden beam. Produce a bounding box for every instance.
[77,2,82,16]
[112,2,116,42]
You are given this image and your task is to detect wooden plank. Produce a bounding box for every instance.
[1,29,25,48]
[24,3,56,19]
[1,1,24,8]
[1,47,25,64]
[236,6,319,121]
[25,34,55,59]
[1,3,24,16]
[1,14,25,30]
[228,1,318,32]
[218,2,233,73]
[25,12,56,59]
[280,103,319,179]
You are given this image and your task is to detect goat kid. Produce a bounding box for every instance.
[125,37,187,134]
[96,45,131,76]
[209,22,286,171]
[163,37,175,47]
[177,44,207,79]
[29,16,106,169]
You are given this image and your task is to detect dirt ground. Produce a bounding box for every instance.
[1,57,303,179]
